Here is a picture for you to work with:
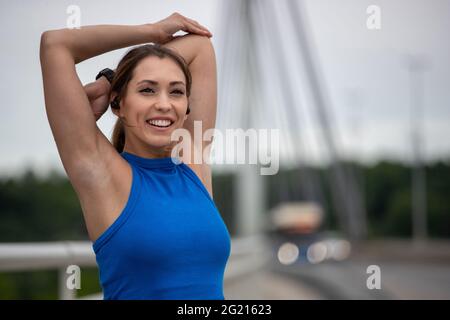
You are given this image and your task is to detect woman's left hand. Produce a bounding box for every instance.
[149,12,212,44]
[83,77,111,121]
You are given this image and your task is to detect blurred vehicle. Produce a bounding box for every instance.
[268,201,351,265]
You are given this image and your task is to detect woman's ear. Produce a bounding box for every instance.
[110,93,121,115]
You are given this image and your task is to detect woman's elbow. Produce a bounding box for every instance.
[40,31,57,50]
[40,30,68,53]
[39,30,72,66]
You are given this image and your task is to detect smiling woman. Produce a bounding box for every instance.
[39,13,230,300]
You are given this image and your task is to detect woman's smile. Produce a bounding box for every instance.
[145,117,176,131]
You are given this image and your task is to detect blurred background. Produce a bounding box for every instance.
[0,0,449,299]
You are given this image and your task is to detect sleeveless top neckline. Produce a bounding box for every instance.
[121,151,181,169]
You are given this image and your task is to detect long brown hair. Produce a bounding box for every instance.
[110,44,192,153]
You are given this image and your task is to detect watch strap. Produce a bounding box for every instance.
[95,68,115,84]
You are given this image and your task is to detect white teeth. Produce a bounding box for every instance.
[147,119,172,127]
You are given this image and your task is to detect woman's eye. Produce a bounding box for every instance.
[171,90,184,95]
[140,88,155,93]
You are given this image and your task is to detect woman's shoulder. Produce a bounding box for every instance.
[181,162,213,199]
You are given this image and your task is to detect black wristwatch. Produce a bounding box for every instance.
[95,68,115,84]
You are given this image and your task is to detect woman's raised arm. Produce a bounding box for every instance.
[162,34,217,196]
[39,13,211,185]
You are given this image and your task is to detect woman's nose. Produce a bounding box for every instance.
[154,95,172,111]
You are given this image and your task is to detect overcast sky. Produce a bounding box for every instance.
[0,0,449,177]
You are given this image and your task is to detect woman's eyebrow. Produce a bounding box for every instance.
[136,79,185,86]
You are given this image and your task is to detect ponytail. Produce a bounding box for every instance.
[112,118,125,153]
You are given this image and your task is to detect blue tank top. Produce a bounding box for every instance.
[92,151,231,300]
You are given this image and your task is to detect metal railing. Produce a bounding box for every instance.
[0,234,271,299]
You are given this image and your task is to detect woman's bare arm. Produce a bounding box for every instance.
[40,24,161,187]
[163,35,217,197]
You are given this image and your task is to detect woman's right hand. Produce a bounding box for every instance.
[149,13,212,44]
